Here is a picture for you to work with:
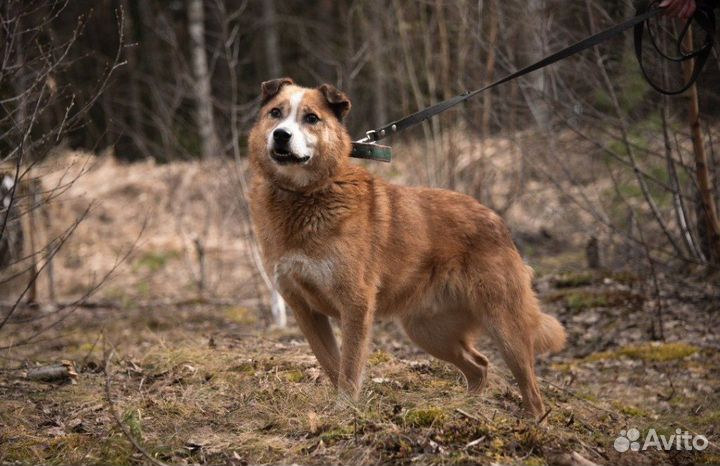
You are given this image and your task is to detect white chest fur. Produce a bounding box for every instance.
[273,253,335,291]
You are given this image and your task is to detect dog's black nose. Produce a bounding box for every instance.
[273,128,292,143]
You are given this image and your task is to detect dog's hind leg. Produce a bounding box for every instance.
[485,312,545,417]
[400,313,489,393]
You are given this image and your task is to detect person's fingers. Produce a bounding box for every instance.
[667,1,684,16]
[660,0,695,18]
[680,0,696,18]
[661,0,677,14]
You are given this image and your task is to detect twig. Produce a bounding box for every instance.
[537,407,552,425]
[0,297,258,318]
[103,338,169,466]
[455,407,488,422]
[465,435,486,448]
[26,360,78,384]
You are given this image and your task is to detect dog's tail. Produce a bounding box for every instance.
[521,265,567,355]
[535,312,567,355]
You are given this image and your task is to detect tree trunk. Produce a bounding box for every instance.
[262,0,282,78]
[121,0,147,159]
[521,0,550,129]
[187,0,219,158]
[683,29,720,264]
[369,25,387,127]
[482,0,498,139]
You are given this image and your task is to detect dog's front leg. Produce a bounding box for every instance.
[338,292,375,399]
[280,289,341,386]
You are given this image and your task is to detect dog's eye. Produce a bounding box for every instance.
[269,108,282,118]
[304,113,320,124]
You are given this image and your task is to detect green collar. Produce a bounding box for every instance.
[350,142,392,163]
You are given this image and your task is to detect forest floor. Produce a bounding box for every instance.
[1,267,719,465]
[1,152,719,465]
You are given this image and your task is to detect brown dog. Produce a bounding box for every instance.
[248,78,566,416]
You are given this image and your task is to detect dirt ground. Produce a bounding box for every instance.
[1,148,719,465]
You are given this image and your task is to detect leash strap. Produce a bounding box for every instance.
[350,3,715,161]
[634,0,715,95]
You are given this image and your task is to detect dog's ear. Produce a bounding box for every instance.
[261,77,294,104]
[317,84,351,121]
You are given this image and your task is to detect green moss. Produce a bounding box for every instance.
[586,342,699,363]
[368,350,392,366]
[593,88,614,113]
[530,250,586,277]
[564,292,609,310]
[608,270,639,285]
[612,401,650,418]
[134,250,179,272]
[319,426,352,443]
[405,407,447,427]
[230,361,255,374]
[224,307,257,325]
[489,437,505,450]
[562,290,640,311]
[523,455,547,466]
[122,408,143,440]
[98,437,137,465]
[575,389,599,402]
[449,452,477,465]
[699,453,720,465]
[136,280,151,297]
[101,286,137,309]
[553,272,595,288]
[284,370,304,383]
[31,433,135,465]
[550,362,576,374]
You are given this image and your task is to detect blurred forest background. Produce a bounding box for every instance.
[1,0,719,465]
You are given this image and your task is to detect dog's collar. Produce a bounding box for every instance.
[350,142,392,163]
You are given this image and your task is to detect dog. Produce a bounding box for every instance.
[248,78,566,417]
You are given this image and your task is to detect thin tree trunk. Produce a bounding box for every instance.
[121,0,147,158]
[26,180,38,304]
[393,0,434,186]
[262,0,282,78]
[482,0,498,139]
[683,29,720,264]
[369,30,387,127]
[188,0,219,158]
[522,0,550,129]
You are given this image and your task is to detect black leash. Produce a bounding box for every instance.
[635,1,715,95]
[350,2,715,162]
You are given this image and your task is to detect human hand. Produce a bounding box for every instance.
[659,0,696,18]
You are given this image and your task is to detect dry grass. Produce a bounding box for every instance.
[2,282,719,465]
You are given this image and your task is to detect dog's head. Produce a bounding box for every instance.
[249,78,352,191]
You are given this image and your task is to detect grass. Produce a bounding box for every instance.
[223,306,257,325]
[553,272,595,288]
[584,342,699,363]
[133,250,180,273]
[404,407,447,427]
[549,289,643,312]
[611,401,651,418]
[0,291,716,465]
[0,320,611,465]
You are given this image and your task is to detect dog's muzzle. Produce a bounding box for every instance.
[270,128,310,165]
